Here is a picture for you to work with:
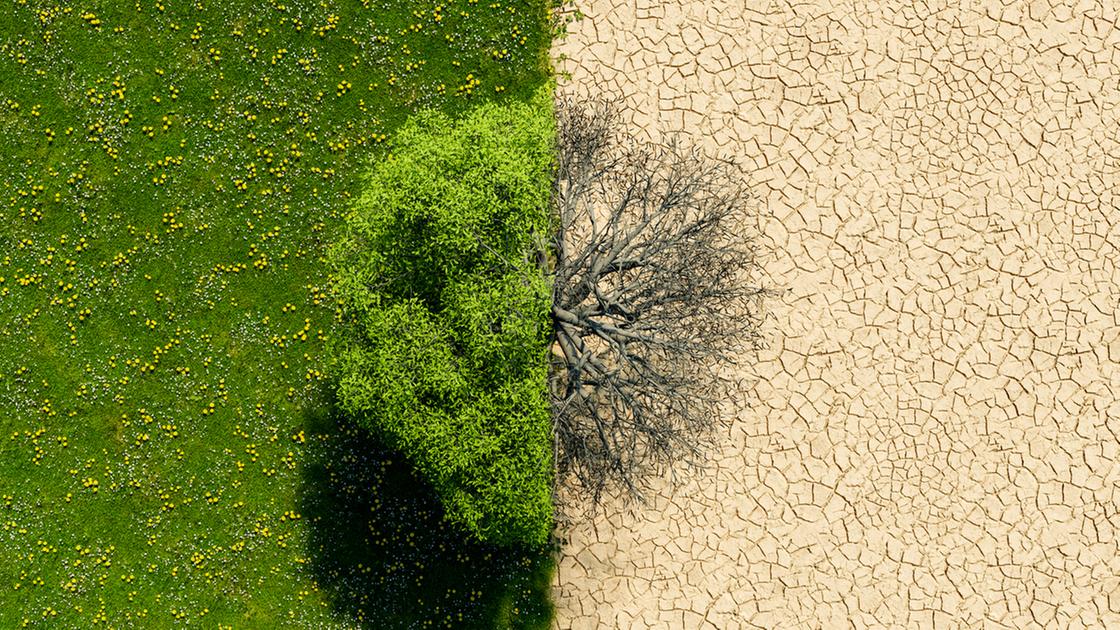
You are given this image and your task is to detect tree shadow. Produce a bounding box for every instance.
[298,395,556,629]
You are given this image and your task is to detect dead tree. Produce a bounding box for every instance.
[548,96,769,508]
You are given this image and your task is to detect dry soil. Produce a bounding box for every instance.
[550,1,1120,627]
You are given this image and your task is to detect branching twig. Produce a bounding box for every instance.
[547,95,770,512]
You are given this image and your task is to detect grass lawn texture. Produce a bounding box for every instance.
[0,0,554,627]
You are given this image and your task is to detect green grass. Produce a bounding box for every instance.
[0,0,555,627]
[301,403,555,629]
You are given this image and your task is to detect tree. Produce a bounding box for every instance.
[330,90,766,543]
[329,89,556,546]
[547,96,768,507]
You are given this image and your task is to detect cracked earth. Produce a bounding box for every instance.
[550,1,1120,627]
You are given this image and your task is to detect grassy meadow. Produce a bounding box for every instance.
[0,0,555,627]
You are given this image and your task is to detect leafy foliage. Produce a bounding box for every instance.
[331,88,556,546]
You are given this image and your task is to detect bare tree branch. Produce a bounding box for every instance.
[547,95,772,512]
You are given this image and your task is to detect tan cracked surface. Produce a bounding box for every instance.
[550,1,1120,627]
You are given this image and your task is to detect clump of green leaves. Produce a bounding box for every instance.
[330,87,555,546]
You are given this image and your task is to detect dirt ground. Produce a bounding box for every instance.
[550,1,1120,627]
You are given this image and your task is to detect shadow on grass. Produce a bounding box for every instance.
[298,396,556,629]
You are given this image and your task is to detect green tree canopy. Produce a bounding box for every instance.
[329,88,555,546]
